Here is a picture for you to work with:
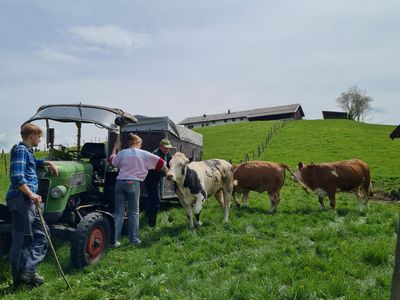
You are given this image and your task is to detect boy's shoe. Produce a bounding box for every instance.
[113,241,121,247]
[19,272,45,286]
[129,239,142,246]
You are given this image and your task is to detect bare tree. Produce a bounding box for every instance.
[336,86,373,122]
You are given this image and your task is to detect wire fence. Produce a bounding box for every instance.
[231,119,293,164]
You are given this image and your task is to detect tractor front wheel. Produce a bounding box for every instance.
[71,212,110,268]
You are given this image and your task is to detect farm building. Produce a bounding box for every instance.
[179,103,305,129]
[322,111,349,120]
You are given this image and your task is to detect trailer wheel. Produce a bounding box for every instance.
[71,212,110,268]
[0,234,11,255]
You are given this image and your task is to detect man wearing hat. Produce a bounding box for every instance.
[144,138,173,227]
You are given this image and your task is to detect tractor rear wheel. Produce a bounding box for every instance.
[0,234,11,255]
[71,212,110,268]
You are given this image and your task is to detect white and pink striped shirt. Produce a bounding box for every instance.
[109,148,165,181]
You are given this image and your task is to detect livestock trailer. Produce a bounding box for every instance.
[108,115,203,201]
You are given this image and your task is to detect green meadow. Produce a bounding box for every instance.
[1,119,400,299]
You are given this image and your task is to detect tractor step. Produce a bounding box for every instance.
[50,224,76,240]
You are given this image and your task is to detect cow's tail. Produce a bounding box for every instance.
[279,163,310,194]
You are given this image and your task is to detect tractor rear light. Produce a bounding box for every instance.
[50,185,67,199]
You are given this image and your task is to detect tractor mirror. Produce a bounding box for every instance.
[115,116,127,127]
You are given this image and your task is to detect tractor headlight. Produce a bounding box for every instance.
[50,185,67,199]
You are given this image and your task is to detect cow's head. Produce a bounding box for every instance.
[292,162,304,182]
[166,152,190,182]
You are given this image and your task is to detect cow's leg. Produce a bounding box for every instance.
[215,189,229,223]
[365,193,370,210]
[355,188,363,212]
[222,187,232,223]
[328,193,336,211]
[318,196,326,210]
[214,189,224,208]
[181,203,194,230]
[233,190,240,207]
[363,186,370,210]
[274,191,281,211]
[193,193,205,227]
[194,211,201,226]
[242,191,249,207]
[315,188,327,210]
[268,192,279,213]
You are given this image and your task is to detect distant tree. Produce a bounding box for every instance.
[336,86,373,122]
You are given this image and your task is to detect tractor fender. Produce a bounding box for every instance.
[94,210,116,244]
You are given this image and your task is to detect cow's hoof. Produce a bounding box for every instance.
[195,221,203,227]
[319,207,327,211]
[267,210,276,214]
[358,210,367,216]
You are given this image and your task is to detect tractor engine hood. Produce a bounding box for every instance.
[38,161,93,188]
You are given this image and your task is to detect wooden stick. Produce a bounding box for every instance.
[35,202,72,290]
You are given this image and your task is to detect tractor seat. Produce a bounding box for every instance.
[80,143,107,178]
[79,143,107,160]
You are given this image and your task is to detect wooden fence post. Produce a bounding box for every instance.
[1,149,4,160]
[4,155,8,175]
[391,218,400,300]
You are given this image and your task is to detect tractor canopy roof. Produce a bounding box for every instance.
[25,104,137,132]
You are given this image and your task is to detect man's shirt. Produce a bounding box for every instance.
[145,148,172,183]
[6,142,44,200]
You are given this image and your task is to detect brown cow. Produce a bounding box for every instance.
[233,161,296,213]
[292,159,371,211]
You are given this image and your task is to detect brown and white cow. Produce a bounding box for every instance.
[233,161,297,213]
[166,152,233,230]
[292,159,372,211]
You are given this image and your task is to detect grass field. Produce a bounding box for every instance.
[1,119,400,299]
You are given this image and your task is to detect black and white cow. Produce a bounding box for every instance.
[166,152,233,230]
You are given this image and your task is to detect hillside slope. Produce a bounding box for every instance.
[197,119,400,194]
[266,119,400,178]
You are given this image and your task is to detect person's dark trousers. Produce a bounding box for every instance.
[8,194,48,285]
[145,179,161,227]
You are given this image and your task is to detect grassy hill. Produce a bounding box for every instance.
[194,120,280,163]
[1,120,400,299]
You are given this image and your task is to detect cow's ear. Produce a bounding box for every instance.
[298,162,303,169]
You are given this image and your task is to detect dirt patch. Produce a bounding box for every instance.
[372,191,400,203]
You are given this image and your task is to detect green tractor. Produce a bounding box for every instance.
[0,104,137,267]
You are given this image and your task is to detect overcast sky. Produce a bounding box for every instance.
[1,0,399,150]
